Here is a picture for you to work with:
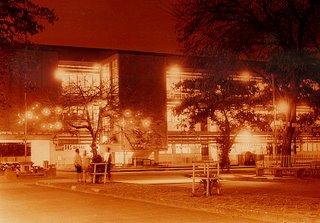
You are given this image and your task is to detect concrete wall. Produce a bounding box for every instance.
[31,140,50,167]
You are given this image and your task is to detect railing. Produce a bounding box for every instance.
[0,156,31,163]
[263,155,320,168]
[257,155,320,177]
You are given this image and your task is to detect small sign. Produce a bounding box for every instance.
[64,144,86,151]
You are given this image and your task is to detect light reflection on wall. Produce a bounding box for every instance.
[231,130,265,155]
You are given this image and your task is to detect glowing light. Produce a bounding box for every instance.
[31,103,40,110]
[167,65,181,76]
[55,106,63,114]
[277,101,289,114]
[124,110,131,118]
[239,71,251,82]
[237,130,253,143]
[55,121,63,129]
[142,119,151,128]
[42,107,51,116]
[26,111,33,119]
[54,68,65,80]
[101,65,108,73]
[93,63,101,70]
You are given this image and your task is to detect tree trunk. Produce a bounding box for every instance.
[91,141,98,158]
[282,73,298,167]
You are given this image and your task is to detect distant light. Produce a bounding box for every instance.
[168,65,181,76]
[26,111,33,119]
[93,63,101,70]
[277,101,289,114]
[239,71,251,82]
[54,68,65,80]
[124,110,131,118]
[142,119,151,128]
[55,106,63,115]
[42,108,51,116]
[237,130,253,143]
[55,121,62,129]
[101,65,108,73]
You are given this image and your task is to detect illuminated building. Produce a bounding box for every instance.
[0,45,319,169]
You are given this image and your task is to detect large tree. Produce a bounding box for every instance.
[175,69,271,169]
[60,82,163,162]
[174,0,320,162]
[59,81,120,158]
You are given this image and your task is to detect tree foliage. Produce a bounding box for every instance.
[115,111,165,152]
[60,82,164,158]
[59,81,120,157]
[174,0,320,160]
[175,0,320,56]
[175,72,271,169]
[0,0,58,46]
[0,0,58,110]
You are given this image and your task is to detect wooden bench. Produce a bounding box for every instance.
[271,167,305,177]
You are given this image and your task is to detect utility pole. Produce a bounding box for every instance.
[24,88,28,161]
[272,74,277,155]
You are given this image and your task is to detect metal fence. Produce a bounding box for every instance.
[262,154,320,168]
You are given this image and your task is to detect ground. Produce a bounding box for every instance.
[38,172,320,223]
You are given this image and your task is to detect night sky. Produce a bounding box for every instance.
[32,0,181,54]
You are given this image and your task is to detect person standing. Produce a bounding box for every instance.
[104,147,112,181]
[73,148,82,182]
[82,150,91,183]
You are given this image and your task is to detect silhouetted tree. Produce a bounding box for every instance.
[114,111,165,153]
[0,0,58,46]
[174,72,271,170]
[58,80,119,158]
[174,0,320,162]
[0,0,58,108]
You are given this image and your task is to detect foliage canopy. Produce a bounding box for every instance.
[174,0,320,161]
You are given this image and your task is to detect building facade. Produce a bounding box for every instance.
[0,45,319,169]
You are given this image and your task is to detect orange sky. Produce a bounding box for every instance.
[32,0,181,54]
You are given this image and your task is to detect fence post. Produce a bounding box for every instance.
[103,163,107,184]
[217,161,220,177]
[206,163,210,196]
[192,163,195,194]
[93,163,96,184]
